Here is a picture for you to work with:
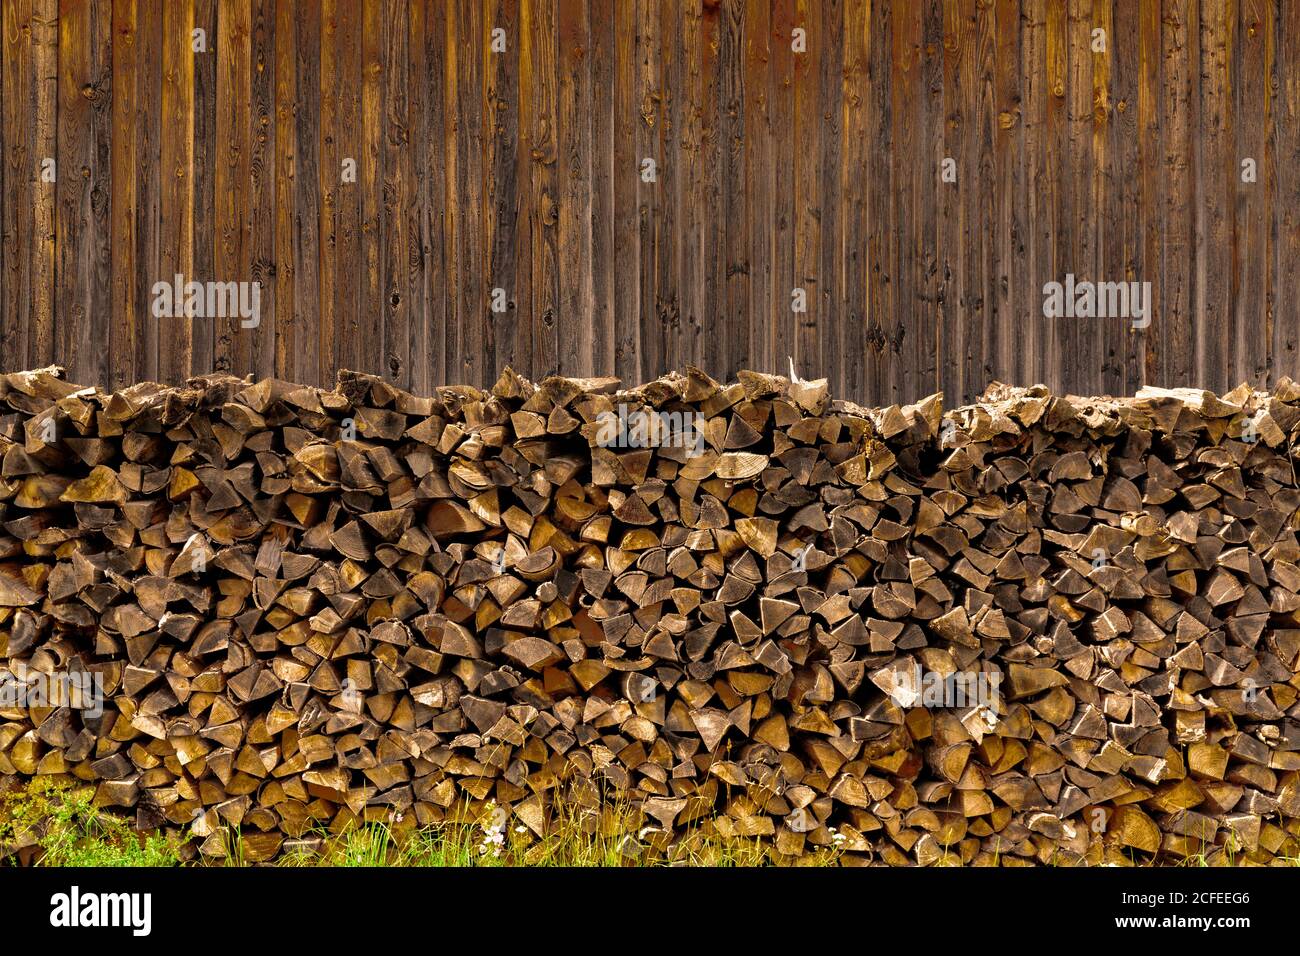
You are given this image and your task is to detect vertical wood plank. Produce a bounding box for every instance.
[273,0,294,381]
[382,0,409,385]
[159,0,194,383]
[484,0,524,380]
[993,0,1024,391]
[292,0,320,385]
[523,0,556,380]
[331,0,361,381]
[1136,0,1160,389]
[588,0,613,374]
[698,0,723,382]
[1199,0,1232,388]
[1235,0,1270,385]
[360,0,384,379]
[56,0,111,386]
[816,0,842,393]
[840,0,868,403]
[3,0,34,371]
[191,0,215,376]
[131,4,158,380]
[318,0,338,379]
[215,0,252,376]
[0,0,5,370]
[406,0,429,393]
[652,0,677,379]
[1155,0,1196,387]
[920,0,942,402]
[890,0,922,404]
[864,0,891,405]
[1276,0,1300,378]
[635,0,659,383]
[678,0,702,373]
[720,0,748,381]
[938,0,961,403]
[557,0,592,376]
[969,0,994,402]
[1105,0,1142,394]
[1041,0,1066,393]
[249,0,274,379]
[109,0,137,388]
[792,0,819,382]
[422,0,447,387]
[610,0,638,380]
[747,0,773,376]
[31,0,55,369]
[1065,0,1095,395]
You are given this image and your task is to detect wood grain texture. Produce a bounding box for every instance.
[1,0,1298,404]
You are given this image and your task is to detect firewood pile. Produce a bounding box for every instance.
[2,364,1300,865]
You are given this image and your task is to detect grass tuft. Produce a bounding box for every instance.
[0,777,181,867]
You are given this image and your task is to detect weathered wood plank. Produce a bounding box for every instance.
[3,0,33,370]
[1199,0,1233,387]
[890,0,922,404]
[636,0,660,383]
[249,0,274,380]
[523,0,556,380]
[191,0,216,377]
[817,0,842,394]
[699,0,725,381]
[158,0,195,383]
[677,0,702,374]
[360,0,384,380]
[1155,0,1197,387]
[484,0,523,382]
[272,0,295,381]
[330,0,361,382]
[421,0,447,387]
[318,0,338,379]
[865,0,892,404]
[1065,0,1095,395]
[292,0,320,385]
[1236,0,1271,385]
[56,0,111,387]
[557,0,592,377]
[1275,0,1300,376]
[1136,0,1160,391]
[610,0,638,380]
[215,0,252,375]
[382,0,409,386]
[993,0,1023,388]
[840,0,868,402]
[792,0,819,383]
[109,0,137,388]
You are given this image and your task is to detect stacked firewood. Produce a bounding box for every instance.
[2,364,1300,865]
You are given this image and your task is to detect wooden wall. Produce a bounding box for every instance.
[1,0,1296,405]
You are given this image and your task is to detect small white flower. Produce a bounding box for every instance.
[515,825,526,833]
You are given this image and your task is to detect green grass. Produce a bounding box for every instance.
[0,777,182,867]
[1,777,839,867]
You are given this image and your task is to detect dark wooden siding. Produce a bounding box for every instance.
[1,0,1296,404]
